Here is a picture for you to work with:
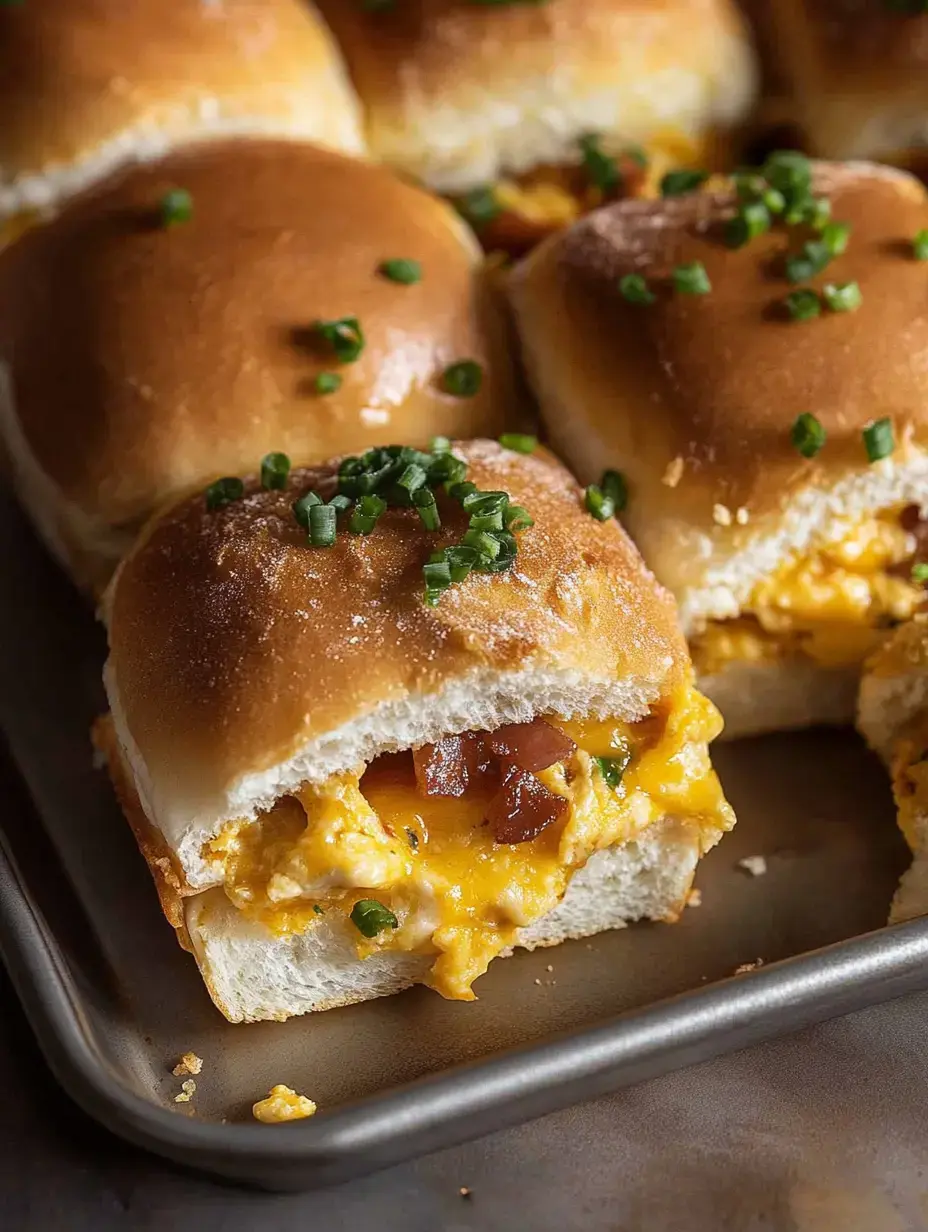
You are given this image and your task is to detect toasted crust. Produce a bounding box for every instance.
[0,139,522,573]
[0,0,364,217]
[316,0,757,191]
[509,162,928,622]
[92,715,192,946]
[105,440,689,845]
[749,2,928,159]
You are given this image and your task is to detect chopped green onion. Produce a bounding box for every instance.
[790,413,826,459]
[584,484,615,522]
[328,493,352,513]
[504,504,534,532]
[912,562,928,584]
[784,289,821,321]
[761,187,787,215]
[499,433,537,454]
[398,463,427,496]
[314,372,342,395]
[601,469,628,512]
[205,477,244,511]
[449,480,478,504]
[863,418,894,463]
[350,899,398,938]
[440,360,483,397]
[480,530,518,573]
[159,188,193,227]
[470,508,505,532]
[292,491,323,529]
[914,230,928,260]
[430,435,451,454]
[260,452,290,491]
[619,273,656,305]
[660,169,708,197]
[456,186,501,229]
[578,133,620,192]
[308,503,337,546]
[462,489,507,515]
[348,493,386,535]
[673,261,712,296]
[725,200,770,248]
[594,746,632,788]
[820,221,851,256]
[313,317,365,363]
[462,528,501,559]
[803,196,832,229]
[762,150,812,198]
[379,258,422,285]
[413,487,441,530]
[785,239,832,284]
[822,281,862,313]
[312,904,325,915]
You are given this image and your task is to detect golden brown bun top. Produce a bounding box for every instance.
[0,138,521,531]
[0,0,362,198]
[515,161,928,520]
[107,441,688,802]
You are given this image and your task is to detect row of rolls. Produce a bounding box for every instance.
[5,0,928,1018]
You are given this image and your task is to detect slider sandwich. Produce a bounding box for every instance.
[316,0,758,254]
[0,0,364,230]
[858,614,928,924]
[0,139,519,593]
[96,440,735,1021]
[747,2,928,177]
[509,156,928,738]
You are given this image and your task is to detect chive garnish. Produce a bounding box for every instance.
[578,133,620,192]
[348,493,386,535]
[292,491,323,530]
[863,419,894,463]
[783,289,821,321]
[314,372,342,395]
[413,487,441,530]
[204,477,244,511]
[912,562,928,583]
[914,230,928,261]
[499,433,537,454]
[440,360,483,397]
[619,273,656,305]
[159,188,193,227]
[594,745,632,788]
[431,435,451,454]
[791,413,826,458]
[260,452,291,491]
[455,186,501,229]
[379,258,422,285]
[328,493,352,513]
[504,504,534,532]
[308,503,337,547]
[660,169,708,197]
[313,317,365,363]
[725,200,771,249]
[822,281,862,313]
[584,485,615,522]
[673,262,712,296]
[601,469,628,513]
[350,899,398,938]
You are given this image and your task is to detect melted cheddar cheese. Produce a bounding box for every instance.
[207,685,732,1000]
[692,511,924,676]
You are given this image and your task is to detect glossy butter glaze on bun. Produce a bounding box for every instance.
[0,0,365,220]
[0,139,522,592]
[316,0,757,193]
[510,160,928,736]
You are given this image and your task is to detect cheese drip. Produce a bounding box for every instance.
[207,684,733,1000]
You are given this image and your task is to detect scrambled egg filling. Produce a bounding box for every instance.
[206,685,733,1000]
[692,510,924,677]
[252,1085,317,1124]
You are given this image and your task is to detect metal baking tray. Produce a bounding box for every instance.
[2,491,928,1192]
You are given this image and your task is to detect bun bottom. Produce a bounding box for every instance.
[699,659,859,741]
[185,817,704,1023]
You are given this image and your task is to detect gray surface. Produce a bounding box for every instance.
[2,962,928,1230]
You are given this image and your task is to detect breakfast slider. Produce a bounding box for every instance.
[509,156,928,738]
[316,0,758,254]
[0,0,364,229]
[0,139,520,593]
[746,2,928,177]
[858,614,928,924]
[95,440,735,1022]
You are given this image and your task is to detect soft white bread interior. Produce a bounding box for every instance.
[746,2,928,163]
[315,0,758,193]
[186,819,703,1022]
[0,0,364,222]
[509,161,928,735]
[700,660,860,743]
[102,441,695,892]
[0,139,521,594]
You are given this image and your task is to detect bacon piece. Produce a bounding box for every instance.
[487,765,568,845]
[413,733,495,798]
[487,719,576,773]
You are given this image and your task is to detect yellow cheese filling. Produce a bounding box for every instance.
[692,510,924,677]
[206,684,732,1000]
